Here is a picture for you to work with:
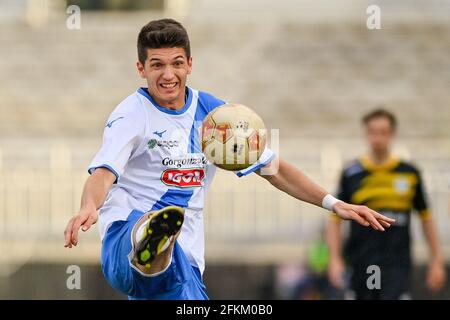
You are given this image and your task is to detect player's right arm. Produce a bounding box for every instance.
[64,168,116,248]
[64,95,145,248]
[259,157,394,230]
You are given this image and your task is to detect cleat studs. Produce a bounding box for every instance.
[148,228,153,235]
[176,220,182,226]
[163,213,168,219]
[145,263,151,269]
[140,250,150,262]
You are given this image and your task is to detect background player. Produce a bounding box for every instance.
[326,109,446,299]
[63,19,394,300]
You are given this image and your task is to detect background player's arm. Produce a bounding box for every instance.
[326,217,345,288]
[421,216,446,292]
[257,157,394,231]
[413,172,446,292]
[326,169,350,289]
[64,168,116,248]
[413,171,447,292]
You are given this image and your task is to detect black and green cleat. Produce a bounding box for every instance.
[133,206,185,267]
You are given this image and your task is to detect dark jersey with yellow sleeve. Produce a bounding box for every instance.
[336,156,430,269]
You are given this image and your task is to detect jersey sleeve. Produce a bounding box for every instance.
[336,170,351,203]
[88,108,144,183]
[235,147,276,177]
[413,169,430,220]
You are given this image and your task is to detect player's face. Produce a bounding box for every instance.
[137,47,192,108]
[364,117,395,155]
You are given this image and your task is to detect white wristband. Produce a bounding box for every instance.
[322,194,340,212]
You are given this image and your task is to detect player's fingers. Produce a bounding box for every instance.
[361,209,384,231]
[71,216,86,246]
[64,218,75,247]
[377,214,395,224]
[354,207,379,230]
[349,210,370,227]
[369,214,384,231]
[366,207,395,223]
[380,220,391,228]
[82,214,97,232]
[372,211,394,228]
[71,227,80,246]
[370,209,395,224]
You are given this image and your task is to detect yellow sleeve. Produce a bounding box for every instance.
[418,209,431,221]
[329,213,342,222]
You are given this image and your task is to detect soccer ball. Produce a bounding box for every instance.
[201,103,267,171]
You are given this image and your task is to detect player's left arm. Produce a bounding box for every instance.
[256,156,395,231]
[414,170,447,292]
[421,217,447,292]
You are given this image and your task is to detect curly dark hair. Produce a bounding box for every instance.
[137,18,191,64]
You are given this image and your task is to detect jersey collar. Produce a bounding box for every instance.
[138,86,193,115]
[360,155,400,171]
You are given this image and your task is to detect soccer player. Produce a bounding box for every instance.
[63,19,394,300]
[326,109,447,300]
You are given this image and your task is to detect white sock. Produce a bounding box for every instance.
[135,221,148,242]
[159,236,173,253]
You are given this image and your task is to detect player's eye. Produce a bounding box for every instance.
[151,63,163,68]
[174,60,184,66]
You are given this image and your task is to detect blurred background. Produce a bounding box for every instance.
[0,0,449,299]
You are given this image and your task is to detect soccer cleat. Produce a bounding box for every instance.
[133,206,185,266]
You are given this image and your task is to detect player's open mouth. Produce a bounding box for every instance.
[160,82,178,89]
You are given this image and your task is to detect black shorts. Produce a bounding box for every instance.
[348,265,411,300]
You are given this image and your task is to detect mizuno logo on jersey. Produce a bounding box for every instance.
[161,168,205,187]
[153,129,167,138]
[106,116,124,128]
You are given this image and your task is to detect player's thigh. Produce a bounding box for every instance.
[101,210,145,295]
[101,209,207,299]
[380,266,411,300]
[129,247,208,300]
[348,265,379,300]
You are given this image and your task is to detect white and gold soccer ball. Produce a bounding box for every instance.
[201,103,267,171]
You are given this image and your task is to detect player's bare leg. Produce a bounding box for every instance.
[131,206,184,275]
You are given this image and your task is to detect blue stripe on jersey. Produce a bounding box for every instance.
[188,91,225,153]
[150,189,194,211]
[137,87,193,115]
[235,153,275,177]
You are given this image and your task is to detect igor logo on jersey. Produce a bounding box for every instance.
[161,168,205,187]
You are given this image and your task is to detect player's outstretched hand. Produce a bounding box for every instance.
[333,201,395,231]
[64,207,98,248]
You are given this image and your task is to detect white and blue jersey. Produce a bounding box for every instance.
[89,87,275,276]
